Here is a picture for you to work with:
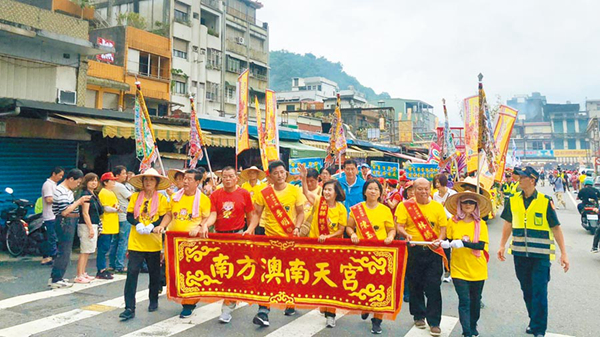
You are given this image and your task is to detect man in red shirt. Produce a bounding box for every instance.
[197,166,254,323]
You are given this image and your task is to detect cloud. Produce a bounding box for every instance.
[259,0,600,125]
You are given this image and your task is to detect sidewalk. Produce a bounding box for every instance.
[0,249,92,263]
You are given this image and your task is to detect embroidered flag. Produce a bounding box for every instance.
[134,82,158,172]
[236,69,250,155]
[188,97,204,169]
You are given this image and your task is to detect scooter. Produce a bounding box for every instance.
[580,199,600,234]
[0,188,45,256]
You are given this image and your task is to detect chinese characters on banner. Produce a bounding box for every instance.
[404,163,438,181]
[236,69,250,155]
[371,161,400,179]
[264,90,280,163]
[289,158,323,175]
[493,105,518,182]
[463,95,479,173]
[398,121,413,143]
[165,233,407,319]
[96,37,115,63]
[255,96,269,171]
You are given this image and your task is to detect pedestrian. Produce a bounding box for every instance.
[385,179,402,212]
[433,173,457,283]
[359,163,372,180]
[40,166,64,266]
[302,168,322,217]
[395,178,448,337]
[96,172,120,280]
[199,166,254,323]
[240,166,267,234]
[346,178,396,334]
[498,166,569,337]
[338,159,366,211]
[243,160,306,327]
[49,169,91,288]
[319,166,336,185]
[125,171,136,193]
[119,168,170,321]
[74,173,102,284]
[166,169,185,197]
[402,181,415,200]
[155,169,211,318]
[109,165,133,274]
[443,191,492,337]
[551,173,567,209]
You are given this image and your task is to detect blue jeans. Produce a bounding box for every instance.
[109,221,131,270]
[453,279,484,336]
[96,234,114,272]
[50,216,78,282]
[514,255,551,336]
[41,219,58,258]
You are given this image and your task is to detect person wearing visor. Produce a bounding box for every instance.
[498,166,569,337]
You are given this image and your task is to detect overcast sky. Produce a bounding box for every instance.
[258,0,600,125]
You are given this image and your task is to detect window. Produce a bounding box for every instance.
[567,139,577,149]
[286,105,295,111]
[173,38,188,59]
[581,139,589,149]
[207,48,222,69]
[318,85,322,91]
[174,81,187,95]
[566,119,575,133]
[226,85,236,104]
[554,139,564,149]
[553,120,563,133]
[139,53,150,76]
[85,90,97,108]
[531,141,543,150]
[103,92,119,110]
[174,1,190,23]
[226,56,242,73]
[206,82,219,102]
[579,119,588,133]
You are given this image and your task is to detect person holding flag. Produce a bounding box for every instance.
[243,160,306,326]
[395,178,448,337]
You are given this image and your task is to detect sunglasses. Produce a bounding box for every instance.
[460,200,477,205]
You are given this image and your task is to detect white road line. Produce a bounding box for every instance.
[264,309,348,337]
[403,315,459,337]
[0,289,158,337]
[566,191,578,209]
[546,333,576,337]
[122,301,249,337]
[0,275,126,310]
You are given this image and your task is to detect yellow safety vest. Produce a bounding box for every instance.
[508,191,555,260]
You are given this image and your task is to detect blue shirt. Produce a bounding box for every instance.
[338,175,365,211]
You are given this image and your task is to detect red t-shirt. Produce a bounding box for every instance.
[210,187,254,231]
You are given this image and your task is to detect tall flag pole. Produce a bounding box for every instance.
[188,96,204,169]
[255,96,269,171]
[264,89,280,163]
[235,69,250,169]
[493,105,518,182]
[134,81,164,173]
[325,94,347,169]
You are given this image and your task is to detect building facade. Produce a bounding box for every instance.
[506,92,546,122]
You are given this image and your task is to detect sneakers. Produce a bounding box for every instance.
[403,294,410,303]
[326,316,336,328]
[414,319,426,329]
[526,326,534,334]
[219,312,232,323]
[119,308,135,321]
[148,302,158,312]
[253,312,270,327]
[179,305,195,317]
[371,318,382,334]
[442,271,452,283]
[592,248,599,253]
[96,270,114,280]
[284,307,296,316]
[361,313,370,320]
[74,276,91,284]
[430,326,442,336]
[40,257,53,265]
[83,273,95,281]
[49,279,74,288]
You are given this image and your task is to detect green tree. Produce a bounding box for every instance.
[69,0,91,19]
[116,12,147,30]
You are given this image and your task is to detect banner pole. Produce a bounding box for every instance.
[203,147,217,189]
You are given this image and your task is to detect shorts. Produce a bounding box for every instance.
[77,223,98,254]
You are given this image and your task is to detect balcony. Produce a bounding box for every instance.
[126,27,171,58]
[88,61,125,83]
[52,0,94,20]
[201,0,221,11]
[226,38,247,56]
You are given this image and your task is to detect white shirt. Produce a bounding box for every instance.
[41,179,57,221]
[433,188,457,218]
[113,182,133,221]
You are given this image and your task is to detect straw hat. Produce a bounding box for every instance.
[453,176,491,199]
[240,166,266,181]
[129,168,171,190]
[167,169,186,183]
[286,172,299,183]
[446,191,492,217]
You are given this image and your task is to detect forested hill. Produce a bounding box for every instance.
[269,50,390,101]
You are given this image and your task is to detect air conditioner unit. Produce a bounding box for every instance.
[57,89,77,105]
[236,37,245,44]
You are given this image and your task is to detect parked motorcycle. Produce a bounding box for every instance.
[580,199,600,234]
[0,188,45,257]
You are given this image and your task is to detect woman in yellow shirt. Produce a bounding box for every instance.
[345,179,396,335]
[96,172,121,280]
[119,168,170,321]
[442,191,492,337]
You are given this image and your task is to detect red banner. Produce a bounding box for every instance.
[165,232,407,319]
[96,37,115,63]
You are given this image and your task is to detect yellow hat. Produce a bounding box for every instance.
[240,166,266,181]
[129,168,171,190]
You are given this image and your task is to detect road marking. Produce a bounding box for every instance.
[566,191,578,209]
[0,289,160,337]
[122,301,248,337]
[265,309,348,337]
[403,315,459,337]
[546,333,575,337]
[0,275,126,310]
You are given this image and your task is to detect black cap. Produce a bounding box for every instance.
[514,166,539,180]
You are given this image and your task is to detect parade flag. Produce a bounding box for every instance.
[134,82,158,172]
[477,75,497,174]
[264,90,280,163]
[478,152,495,191]
[289,158,323,175]
[493,105,518,182]
[255,96,269,171]
[165,232,408,319]
[325,94,347,168]
[443,99,456,157]
[463,95,479,173]
[188,97,204,169]
[426,142,442,166]
[404,163,438,181]
[371,161,400,179]
[236,69,250,155]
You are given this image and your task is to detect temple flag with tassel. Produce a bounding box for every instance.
[188,96,204,169]
[134,81,162,173]
[324,94,347,169]
[255,96,269,171]
[477,73,497,174]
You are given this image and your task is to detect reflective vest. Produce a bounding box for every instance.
[503,181,519,198]
[508,191,555,260]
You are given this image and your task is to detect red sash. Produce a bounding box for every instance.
[403,199,449,269]
[261,185,296,236]
[316,198,331,236]
[350,203,378,240]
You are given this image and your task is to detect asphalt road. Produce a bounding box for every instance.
[0,184,597,337]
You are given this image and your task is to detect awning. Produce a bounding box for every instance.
[384,152,427,163]
[345,147,366,159]
[300,139,329,150]
[161,152,188,160]
[280,141,326,158]
[351,146,384,158]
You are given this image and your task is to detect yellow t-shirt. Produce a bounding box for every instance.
[168,193,211,232]
[98,188,119,235]
[395,200,447,241]
[255,184,306,237]
[350,202,395,240]
[242,181,265,203]
[127,192,170,252]
[308,197,347,239]
[303,185,322,219]
[447,219,489,281]
[579,174,586,185]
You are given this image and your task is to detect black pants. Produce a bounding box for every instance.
[124,250,161,311]
[453,278,484,336]
[514,256,550,336]
[593,226,600,249]
[407,246,443,327]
